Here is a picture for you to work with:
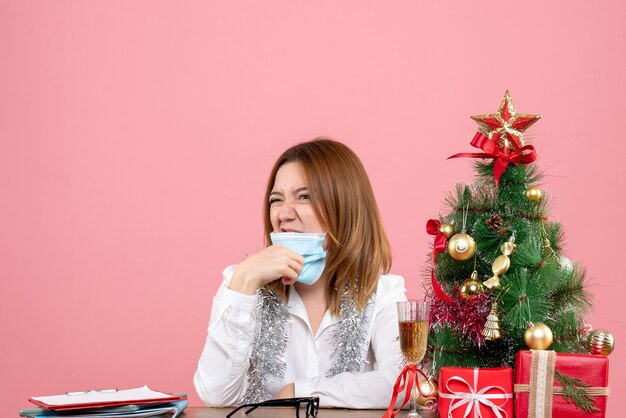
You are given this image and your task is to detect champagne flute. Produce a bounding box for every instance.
[397,300,430,417]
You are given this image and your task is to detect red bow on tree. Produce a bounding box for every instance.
[448,132,537,186]
[427,219,454,303]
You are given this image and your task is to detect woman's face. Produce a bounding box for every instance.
[269,162,325,234]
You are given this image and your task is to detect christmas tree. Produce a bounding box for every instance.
[424,91,592,374]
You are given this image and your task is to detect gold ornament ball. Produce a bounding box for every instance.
[447,232,476,261]
[525,186,542,202]
[588,329,615,356]
[460,277,484,300]
[439,223,455,239]
[524,323,553,350]
[415,379,438,407]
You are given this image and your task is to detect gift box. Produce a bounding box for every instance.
[515,350,609,418]
[438,367,513,418]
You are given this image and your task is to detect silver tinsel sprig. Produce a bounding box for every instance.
[241,287,290,404]
[326,285,370,378]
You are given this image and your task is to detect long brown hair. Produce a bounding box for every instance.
[263,138,392,315]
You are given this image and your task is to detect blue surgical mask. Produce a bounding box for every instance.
[270,232,327,285]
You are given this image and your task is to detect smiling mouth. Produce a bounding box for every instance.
[280,228,300,233]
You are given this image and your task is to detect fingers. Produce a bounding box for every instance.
[250,244,304,286]
[286,254,304,276]
[271,244,304,270]
[273,244,304,265]
[270,249,302,283]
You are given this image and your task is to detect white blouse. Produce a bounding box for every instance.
[194,265,407,408]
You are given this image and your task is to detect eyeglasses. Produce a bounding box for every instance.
[227,397,319,418]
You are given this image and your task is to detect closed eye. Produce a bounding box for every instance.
[269,198,283,205]
[269,191,284,205]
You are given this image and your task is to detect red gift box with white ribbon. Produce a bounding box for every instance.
[514,350,609,418]
[438,367,513,418]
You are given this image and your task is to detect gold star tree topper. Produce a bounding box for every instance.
[471,90,541,152]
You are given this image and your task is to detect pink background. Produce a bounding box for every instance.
[1,1,624,416]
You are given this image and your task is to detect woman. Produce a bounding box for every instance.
[194,138,406,408]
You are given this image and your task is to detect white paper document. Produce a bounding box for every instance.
[30,386,177,407]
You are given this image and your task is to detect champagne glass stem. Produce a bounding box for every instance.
[408,381,418,417]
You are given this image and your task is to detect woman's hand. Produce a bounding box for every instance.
[275,383,295,399]
[228,244,304,294]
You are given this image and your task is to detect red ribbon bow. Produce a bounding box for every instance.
[383,364,431,418]
[448,132,537,186]
[427,219,454,303]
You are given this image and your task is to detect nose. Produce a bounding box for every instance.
[277,201,297,221]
